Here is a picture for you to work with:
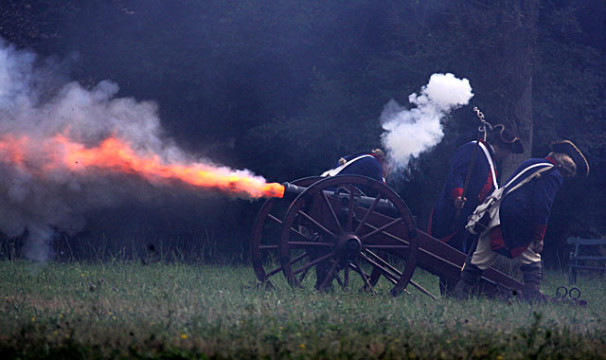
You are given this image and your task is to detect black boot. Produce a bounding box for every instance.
[453,262,484,300]
[521,262,545,303]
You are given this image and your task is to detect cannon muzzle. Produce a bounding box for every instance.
[282,182,308,197]
[281,181,398,217]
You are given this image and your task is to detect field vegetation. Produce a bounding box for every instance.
[1,259,604,359]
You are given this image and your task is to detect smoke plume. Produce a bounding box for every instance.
[0,39,275,262]
[380,73,473,170]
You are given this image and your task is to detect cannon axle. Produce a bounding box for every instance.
[336,233,362,260]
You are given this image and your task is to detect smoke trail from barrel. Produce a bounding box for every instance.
[0,38,281,262]
[380,73,474,170]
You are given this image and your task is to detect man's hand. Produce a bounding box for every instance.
[531,238,544,253]
[453,196,467,209]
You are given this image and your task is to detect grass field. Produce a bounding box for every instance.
[1,259,604,359]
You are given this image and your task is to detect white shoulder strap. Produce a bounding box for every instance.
[321,154,374,177]
[476,141,498,190]
[503,163,554,196]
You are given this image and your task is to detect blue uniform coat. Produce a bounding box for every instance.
[430,141,497,252]
[491,158,563,258]
[322,152,385,196]
[333,152,384,182]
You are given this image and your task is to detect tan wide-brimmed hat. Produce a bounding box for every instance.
[551,140,589,177]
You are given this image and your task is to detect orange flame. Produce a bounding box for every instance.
[0,135,27,168]
[0,134,284,199]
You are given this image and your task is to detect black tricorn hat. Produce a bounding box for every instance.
[551,140,589,177]
[491,124,524,154]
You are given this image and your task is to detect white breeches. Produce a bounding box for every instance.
[470,230,542,270]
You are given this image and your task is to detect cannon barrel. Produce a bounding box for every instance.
[282,181,399,217]
[281,182,310,197]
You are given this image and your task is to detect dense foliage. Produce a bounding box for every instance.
[0,0,604,266]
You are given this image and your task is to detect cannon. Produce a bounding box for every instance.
[250,175,528,300]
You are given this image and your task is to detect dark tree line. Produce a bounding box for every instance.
[0,0,604,267]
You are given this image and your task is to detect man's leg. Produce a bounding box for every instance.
[440,232,467,296]
[452,261,484,299]
[453,229,498,299]
[518,246,543,303]
[519,262,543,302]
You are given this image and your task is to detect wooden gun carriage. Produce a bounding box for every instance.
[250,175,525,299]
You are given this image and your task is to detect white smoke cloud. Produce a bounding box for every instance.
[380,73,473,170]
[0,39,265,262]
[0,40,160,262]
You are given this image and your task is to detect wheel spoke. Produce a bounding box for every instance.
[360,221,411,246]
[359,251,400,284]
[267,213,283,225]
[363,244,410,250]
[297,209,337,239]
[332,263,344,287]
[292,251,335,276]
[359,217,404,241]
[321,191,344,234]
[354,194,384,233]
[363,249,400,273]
[288,225,312,241]
[258,244,278,250]
[352,258,376,295]
[317,260,339,290]
[363,250,433,299]
[298,266,311,283]
[286,241,334,248]
[266,251,309,277]
[408,279,438,300]
[348,262,377,286]
[265,265,283,277]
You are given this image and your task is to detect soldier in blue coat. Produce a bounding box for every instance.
[429,124,523,294]
[321,148,389,197]
[322,148,388,183]
[455,140,589,302]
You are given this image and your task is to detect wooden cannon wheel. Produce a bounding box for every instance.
[250,176,323,287]
[278,175,419,296]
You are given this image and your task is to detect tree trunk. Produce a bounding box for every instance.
[495,0,539,179]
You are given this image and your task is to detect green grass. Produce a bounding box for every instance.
[1,260,605,359]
